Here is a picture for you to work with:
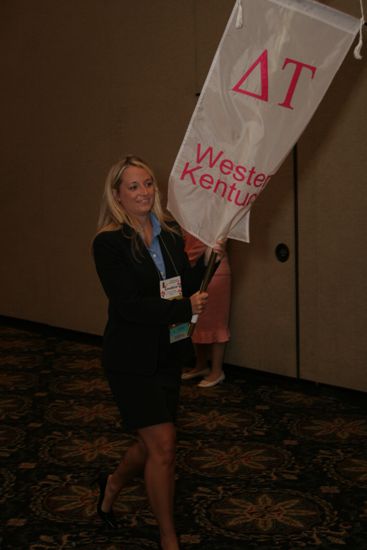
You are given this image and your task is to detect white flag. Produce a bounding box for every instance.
[168,0,360,246]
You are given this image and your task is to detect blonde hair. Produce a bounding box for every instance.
[97,155,178,251]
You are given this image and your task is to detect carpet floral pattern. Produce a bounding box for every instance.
[1,323,367,549]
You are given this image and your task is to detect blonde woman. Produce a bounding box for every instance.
[93,155,224,550]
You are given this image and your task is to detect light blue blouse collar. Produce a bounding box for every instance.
[150,212,162,239]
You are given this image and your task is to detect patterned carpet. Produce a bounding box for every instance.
[1,320,367,549]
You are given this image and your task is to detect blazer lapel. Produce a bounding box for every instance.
[159,231,180,279]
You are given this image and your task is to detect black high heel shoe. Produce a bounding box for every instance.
[96,473,119,529]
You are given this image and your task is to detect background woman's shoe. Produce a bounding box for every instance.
[97,473,119,529]
[181,368,209,380]
[197,372,225,388]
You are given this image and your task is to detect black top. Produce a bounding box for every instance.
[93,224,206,375]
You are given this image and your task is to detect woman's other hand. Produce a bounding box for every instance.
[190,291,208,315]
[213,238,226,261]
[204,238,227,264]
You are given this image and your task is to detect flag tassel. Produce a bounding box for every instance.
[354,0,365,59]
[235,0,243,29]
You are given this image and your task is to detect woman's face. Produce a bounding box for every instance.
[116,165,155,219]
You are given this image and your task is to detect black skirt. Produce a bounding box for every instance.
[105,340,194,432]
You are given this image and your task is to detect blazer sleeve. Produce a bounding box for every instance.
[93,231,193,326]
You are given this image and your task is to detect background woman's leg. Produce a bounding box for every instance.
[208,341,226,379]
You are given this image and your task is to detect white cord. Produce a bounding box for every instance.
[235,0,243,29]
[354,0,365,59]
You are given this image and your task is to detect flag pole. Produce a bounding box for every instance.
[188,250,219,337]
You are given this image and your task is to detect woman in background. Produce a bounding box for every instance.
[182,233,231,388]
[93,155,224,549]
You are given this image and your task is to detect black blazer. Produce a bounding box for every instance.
[93,224,206,375]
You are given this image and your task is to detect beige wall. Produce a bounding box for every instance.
[226,157,297,378]
[298,40,367,391]
[0,0,199,333]
[1,1,366,390]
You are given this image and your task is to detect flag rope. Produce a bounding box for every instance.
[235,0,243,29]
[353,0,365,58]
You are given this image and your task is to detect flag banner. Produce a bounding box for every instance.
[167,0,360,246]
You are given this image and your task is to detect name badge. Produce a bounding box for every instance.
[160,276,189,343]
[160,276,182,300]
[169,322,190,343]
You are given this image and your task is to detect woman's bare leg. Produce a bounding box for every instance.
[138,422,179,550]
[195,343,209,372]
[101,437,147,512]
[182,343,209,378]
[204,342,226,382]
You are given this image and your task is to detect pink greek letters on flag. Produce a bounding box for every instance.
[167,0,360,246]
